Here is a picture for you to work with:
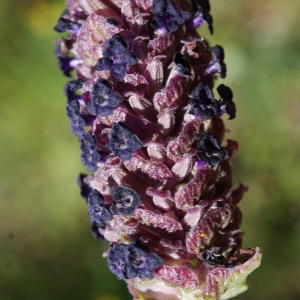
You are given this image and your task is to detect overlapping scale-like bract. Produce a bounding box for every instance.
[54,0,261,299]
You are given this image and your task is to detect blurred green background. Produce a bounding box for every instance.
[0,0,299,299]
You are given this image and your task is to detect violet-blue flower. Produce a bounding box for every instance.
[125,243,163,279]
[95,34,138,81]
[189,82,220,120]
[150,0,190,33]
[87,79,124,116]
[107,122,143,160]
[206,45,227,78]
[197,131,228,167]
[80,131,101,172]
[66,100,85,137]
[67,79,86,91]
[53,17,81,34]
[88,189,112,229]
[107,243,128,280]
[192,0,213,33]
[110,185,142,216]
[77,173,92,201]
[217,83,236,120]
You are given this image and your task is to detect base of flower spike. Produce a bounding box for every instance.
[127,248,261,300]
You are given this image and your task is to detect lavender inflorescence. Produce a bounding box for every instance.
[54,0,261,299]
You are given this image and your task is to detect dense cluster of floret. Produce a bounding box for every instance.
[54,0,261,299]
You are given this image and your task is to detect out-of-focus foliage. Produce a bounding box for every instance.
[0,0,299,299]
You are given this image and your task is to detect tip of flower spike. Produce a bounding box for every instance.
[110,185,142,216]
[107,122,143,160]
[53,17,81,34]
[80,132,101,172]
[87,79,124,116]
[197,131,228,167]
[151,0,190,33]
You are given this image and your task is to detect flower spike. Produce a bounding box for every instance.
[54,0,261,299]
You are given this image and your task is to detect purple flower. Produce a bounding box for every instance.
[197,131,228,167]
[107,243,128,280]
[125,243,163,279]
[110,185,142,215]
[151,0,190,33]
[88,189,112,229]
[53,17,81,34]
[77,173,92,201]
[67,79,86,91]
[80,132,101,172]
[66,100,85,137]
[191,0,213,33]
[87,79,124,116]
[107,243,163,280]
[95,34,138,81]
[217,84,236,120]
[206,45,227,78]
[107,122,143,160]
[189,83,220,120]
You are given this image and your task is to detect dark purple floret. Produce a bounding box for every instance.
[173,53,191,76]
[55,45,80,77]
[110,186,142,216]
[80,131,101,172]
[189,83,220,120]
[107,244,129,280]
[67,79,87,91]
[125,243,163,279]
[191,0,213,33]
[197,131,228,167]
[77,173,92,201]
[107,122,143,160]
[206,45,227,78]
[88,189,112,229]
[87,79,124,116]
[150,0,190,33]
[202,247,226,266]
[217,84,236,120]
[58,56,77,77]
[53,17,82,34]
[95,34,138,81]
[66,100,85,137]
